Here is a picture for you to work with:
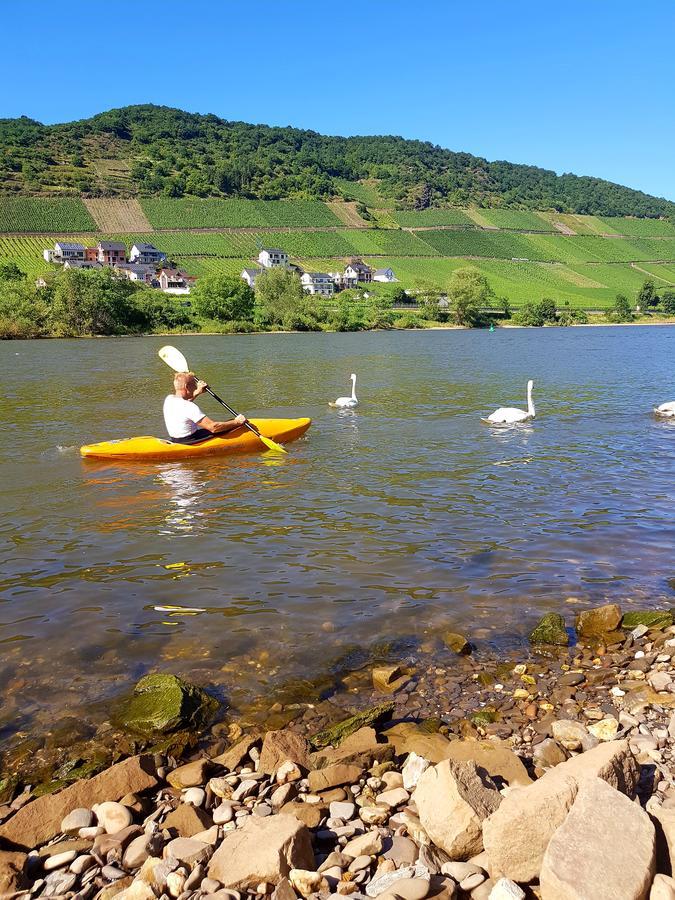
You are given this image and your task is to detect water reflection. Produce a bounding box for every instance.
[156,464,204,534]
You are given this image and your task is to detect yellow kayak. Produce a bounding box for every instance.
[80,417,312,461]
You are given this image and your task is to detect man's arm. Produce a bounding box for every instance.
[197,414,247,435]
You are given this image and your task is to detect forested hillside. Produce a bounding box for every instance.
[1,105,673,218]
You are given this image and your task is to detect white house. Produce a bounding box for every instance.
[373,267,398,283]
[47,242,86,262]
[346,258,373,283]
[115,263,156,284]
[158,268,195,294]
[241,268,262,288]
[301,272,334,297]
[258,248,289,269]
[129,243,167,265]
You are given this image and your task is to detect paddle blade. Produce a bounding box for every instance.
[258,434,288,454]
[159,345,189,372]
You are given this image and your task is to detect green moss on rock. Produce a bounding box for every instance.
[529,613,569,646]
[114,673,219,738]
[309,701,395,750]
[621,611,673,629]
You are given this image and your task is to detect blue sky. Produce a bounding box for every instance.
[3,0,674,200]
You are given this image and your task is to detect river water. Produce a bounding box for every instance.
[1,327,674,747]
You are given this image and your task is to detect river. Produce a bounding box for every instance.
[1,326,674,748]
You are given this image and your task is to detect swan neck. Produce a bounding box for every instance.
[527,383,534,416]
[351,376,357,401]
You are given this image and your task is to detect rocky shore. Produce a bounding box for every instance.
[2,602,675,900]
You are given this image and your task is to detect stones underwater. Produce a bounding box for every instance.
[528,613,569,646]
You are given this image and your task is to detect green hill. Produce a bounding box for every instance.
[1,104,674,217]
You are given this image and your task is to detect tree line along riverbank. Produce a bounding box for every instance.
[2,602,675,897]
[1,261,673,339]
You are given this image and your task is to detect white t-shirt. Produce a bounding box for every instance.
[163,395,206,438]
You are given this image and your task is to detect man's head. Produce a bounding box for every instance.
[173,371,198,399]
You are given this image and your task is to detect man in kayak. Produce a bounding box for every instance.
[164,372,247,444]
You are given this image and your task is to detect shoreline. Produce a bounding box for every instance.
[2,603,675,896]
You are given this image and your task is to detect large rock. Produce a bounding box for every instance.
[383,723,454,764]
[211,734,261,771]
[622,611,673,630]
[309,702,394,750]
[0,755,157,850]
[412,759,501,860]
[652,805,675,875]
[0,849,27,895]
[163,803,213,837]
[259,730,311,775]
[483,775,578,882]
[529,614,568,646]
[115,674,218,737]
[575,604,622,638]
[483,740,638,882]
[311,727,388,769]
[442,739,532,789]
[540,777,655,899]
[651,875,675,900]
[307,764,363,792]
[207,814,314,889]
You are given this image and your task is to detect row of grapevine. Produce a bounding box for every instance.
[0,198,96,233]
[469,209,557,232]
[140,199,342,229]
[393,209,475,227]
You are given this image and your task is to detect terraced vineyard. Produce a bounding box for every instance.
[467,208,556,232]
[597,217,675,237]
[140,199,341,229]
[0,198,96,233]
[393,209,475,227]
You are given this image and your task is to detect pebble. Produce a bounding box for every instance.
[330,801,356,820]
[93,801,133,834]
[460,872,486,891]
[101,864,126,880]
[69,855,95,876]
[182,787,206,807]
[232,779,258,801]
[43,850,77,871]
[254,803,272,817]
[61,808,94,834]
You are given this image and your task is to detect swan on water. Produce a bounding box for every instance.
[654,401,675,417]
[483,379,535,425]
[330,373,358,408]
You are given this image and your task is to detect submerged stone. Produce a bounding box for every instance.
[528,613,569,646]
[621,611,673,630]
[114,674,219,738]
[576,603,622,637]
[309,702,395,750]
[442,632,472,655]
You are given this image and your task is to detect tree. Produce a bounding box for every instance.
[662,290,675,316]
[514,301,544,326]
[190,275,254,322]
[412,281,445,321]
[637,279,658,309]
[47,268,143,336]
[447,267,495,326]
[607,293,633,323]
[537,297,557,323]
[0,261,26,281]
[254,268,320,330]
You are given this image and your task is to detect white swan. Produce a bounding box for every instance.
[654,401,675,417]
[483,379,535,425]
[330,373,358,408]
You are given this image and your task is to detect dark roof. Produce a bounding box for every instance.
[242,268,262,276]
[374,268,393,275]
[261,248,286,254]
[98,240,126,251]
[132,242,163,252]
[55,241,85,250]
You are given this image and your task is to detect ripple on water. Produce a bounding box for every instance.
[0,327,674,746]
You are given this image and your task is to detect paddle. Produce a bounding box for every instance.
[158,345,288,454]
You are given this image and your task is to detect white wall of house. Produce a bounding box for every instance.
[259,249,289,269]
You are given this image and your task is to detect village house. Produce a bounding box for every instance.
[373,267,398,283]
[158,267,195,294]
[43,242,86,263]
[63,259,103,270]
[258,248,289,269]
[346,258,373,283]
[115,263,157,284]
[241,268,262,288]
[97,241,127,266]
[301,272,334,297]
[129,243,167,265]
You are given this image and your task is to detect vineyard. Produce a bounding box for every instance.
[393,209,475,227]
[140,199,342,229]
[0,198,96,233]
[596,217,675,238]
[467,209,557,232]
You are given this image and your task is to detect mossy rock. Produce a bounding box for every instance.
[470,708,498,726]
[529,613,569,646]
[442,631,472,655]
[114,673,219,738]
[621,611,673,630]
[309,701,395,750]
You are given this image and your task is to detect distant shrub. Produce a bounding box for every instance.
[606,293,633,323]
[393,313,424,329]
[661,290,675,315]
[190,274,254,322]
[558,308,589,326]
